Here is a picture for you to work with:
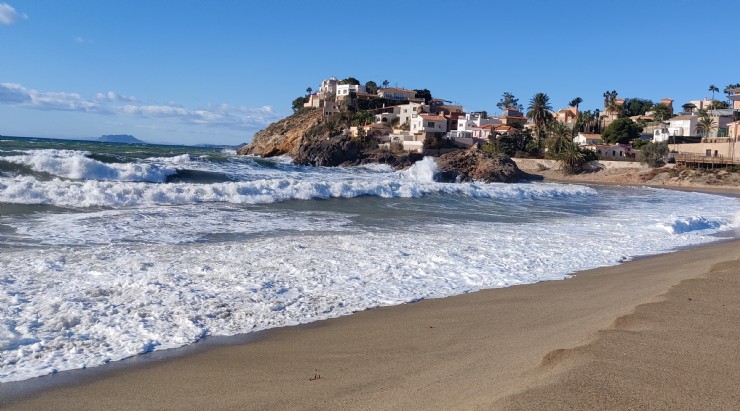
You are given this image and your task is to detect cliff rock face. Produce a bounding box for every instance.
[293,136,364,167]
[236,109,324,157]
[435,149,525,183]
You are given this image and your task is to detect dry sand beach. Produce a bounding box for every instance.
[2,236,739,410]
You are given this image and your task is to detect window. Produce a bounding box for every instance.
[428,122,435,128]
[706,149,711,157]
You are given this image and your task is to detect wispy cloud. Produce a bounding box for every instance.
[0,2,27,25]
[75,36,93,44]
[0,82,280,131]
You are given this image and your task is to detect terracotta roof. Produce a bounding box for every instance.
[671,115,696,120]
[420,114,446,121]
[380,87,414,93]
[580,133,602,139]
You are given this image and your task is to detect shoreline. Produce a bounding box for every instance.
[1,178,738,409]
[513,158,740,196]
[2,233,739,409]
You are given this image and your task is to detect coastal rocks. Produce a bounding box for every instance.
[435,149,525,183]
[236,108,324,157]
[293,136,364,167]
[357,151,424,170]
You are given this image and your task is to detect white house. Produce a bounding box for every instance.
[375,112,398,124]
[574,133,603,146]
[336,84,367,99]
[456,112,500,131]
[318,77,339,99]
[668,115,698,137]
[410,114,447,135]
[396,102,428,125]
[587,144,636,160]
[653,127,670,142]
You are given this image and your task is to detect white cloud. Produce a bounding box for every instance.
[0,3,27,25]
[0,82,281,132]
[75,36,93,44]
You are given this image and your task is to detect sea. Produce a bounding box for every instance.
[1,135,739,383]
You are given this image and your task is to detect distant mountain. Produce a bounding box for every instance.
[97,134,146,144]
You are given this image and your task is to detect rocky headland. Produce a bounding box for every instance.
[237,108,527,183]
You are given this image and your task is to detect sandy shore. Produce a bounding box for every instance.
[2,233,739,409]
[514,158,740,195]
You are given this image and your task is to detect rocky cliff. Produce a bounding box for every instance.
[236,108,324,157]
[435,149,525,183]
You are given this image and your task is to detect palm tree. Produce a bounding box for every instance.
[527,92,553,140]
[306,87,313,96]
[546,122,584,174]
[568,97,582,110]
[708,84,719,101]
[546,122,574,154]
[381,80,390,89]
[696,110,717,137]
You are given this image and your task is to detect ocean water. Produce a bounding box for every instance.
[1,136,739,383]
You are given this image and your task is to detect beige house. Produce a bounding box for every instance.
[497,108,526,126]
[728,121,740,138]
[378,87,417,101]
[554,106,578,124]
[410,114,447,135]
[729,88,740,110]
[586,144,637,160]
[671,139,740,162]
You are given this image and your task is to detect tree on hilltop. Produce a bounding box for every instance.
[601,117,642,144]
[414,89,433,104]
[526,92,553,140]
[381,80,390,89]
[306,87,313,96]
[652,103,672,122]
[365,81,378,94]
[623,98,654,117]
[292,96,308,112]
[497,92,522,111]
[603,90,620,114]
[708,84,719,101]
[568,97,582,110]
[339,77,360,85]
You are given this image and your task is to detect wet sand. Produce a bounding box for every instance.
[2,236,739,410]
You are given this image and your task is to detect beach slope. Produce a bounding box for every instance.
[2,240,739,410]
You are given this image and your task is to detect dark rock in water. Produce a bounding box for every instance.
[435,148,525,183]
[357,151,424,170]
[293,135,364,167]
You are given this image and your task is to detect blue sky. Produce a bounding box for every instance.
[1,0,739,146]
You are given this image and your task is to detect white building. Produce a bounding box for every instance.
[668,115,698,137]
[653,127,670,142]
[573,133,603,146]
[410,114,447,134]
[318,77,339,99]
[336,84,367,98]
[396,102,428,125]
[456,112,500,132]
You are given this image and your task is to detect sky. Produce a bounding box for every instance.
[1,0,739,146]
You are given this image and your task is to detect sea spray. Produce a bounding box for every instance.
[1,139,739,383]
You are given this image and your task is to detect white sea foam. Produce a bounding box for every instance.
[0,172,597,208]
[2,149,176,182]
[0,196,737,382]
[1,149,739,383]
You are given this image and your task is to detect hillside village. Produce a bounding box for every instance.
[292,77,740,170]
